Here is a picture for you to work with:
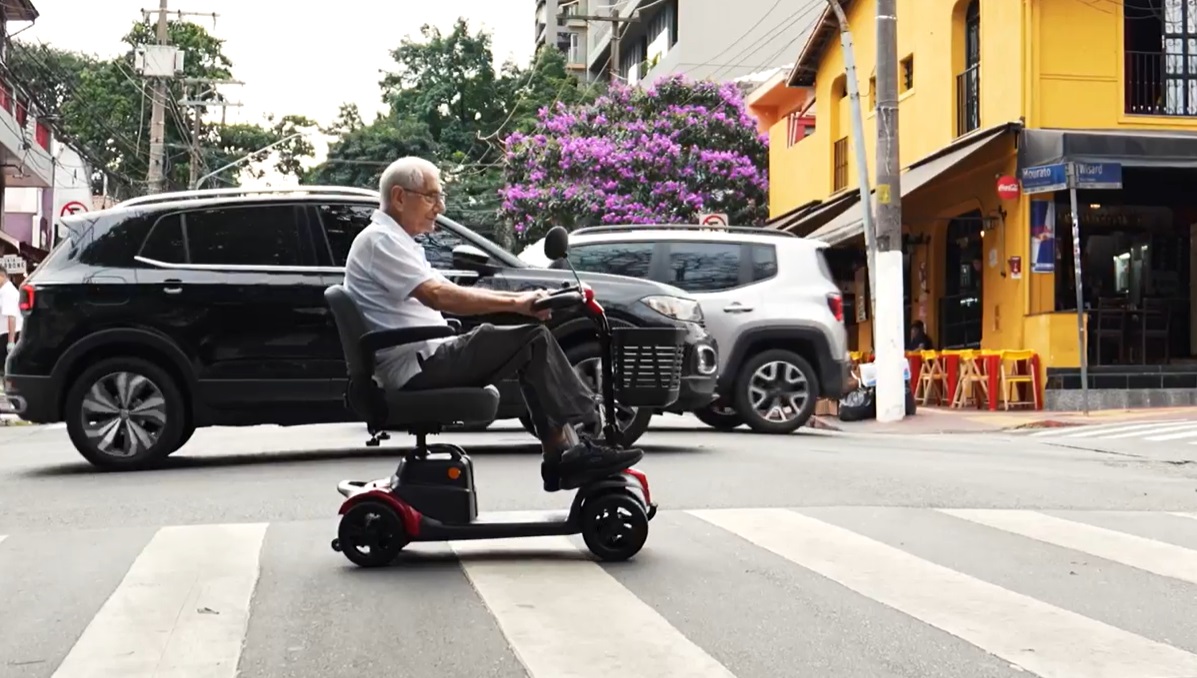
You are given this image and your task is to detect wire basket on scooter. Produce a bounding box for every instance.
[612,327,687,407]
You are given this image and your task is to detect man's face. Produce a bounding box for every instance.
[391,171,444,235]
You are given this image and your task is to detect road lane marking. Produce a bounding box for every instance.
[940,509,1197,586]
[1171,512,1197,522]
[1028,420,1185,437]
[51,522,267,678]
[1104,422,1197,439]
[451,536,736,678]
[690,507,1197,678]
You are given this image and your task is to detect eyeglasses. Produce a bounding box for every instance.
[406,188,446,205]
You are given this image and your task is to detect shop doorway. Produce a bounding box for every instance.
[939,210,984,348]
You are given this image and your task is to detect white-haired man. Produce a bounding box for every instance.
[342,156,642,492]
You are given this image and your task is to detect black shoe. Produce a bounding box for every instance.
[558,440,643,490]
[541,457,562,492]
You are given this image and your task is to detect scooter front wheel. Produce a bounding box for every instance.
[581,492,649,562]
[337,501,409,568]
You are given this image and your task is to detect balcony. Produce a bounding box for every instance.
[1124,50,1197,116]
[0,72,54,188]
[955,64,980,137]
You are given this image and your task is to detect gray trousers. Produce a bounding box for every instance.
[404,323,600,439]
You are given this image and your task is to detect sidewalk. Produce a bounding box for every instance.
[810,404,1197,435]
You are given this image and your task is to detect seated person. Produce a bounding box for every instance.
[343,156,643,492]
[907,320,934,351]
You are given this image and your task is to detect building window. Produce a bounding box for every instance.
[786,112,811,146]
[955,0,980,136]
[901,55,914,92]
[833,137,849,191]
[1125,0,1197,116]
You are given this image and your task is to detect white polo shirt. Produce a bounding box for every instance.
[343,210,451,388]
[0,279,21,342]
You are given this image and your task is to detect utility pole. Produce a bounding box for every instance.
[138,4,219,193]
[873,0,906,422]
[144,0,170,193]
[179,78,244,189]
[825,1,878,319]
[570,12,639,82]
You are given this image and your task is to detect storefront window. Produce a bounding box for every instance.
[939,210,984,348]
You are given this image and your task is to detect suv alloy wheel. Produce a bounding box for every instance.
[731,349,820,434]
[63,357,187,470]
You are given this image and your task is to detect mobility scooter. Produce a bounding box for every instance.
[325,226,686,568]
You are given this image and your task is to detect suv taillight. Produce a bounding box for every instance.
[18,283,34,312]
[827,293,843,322]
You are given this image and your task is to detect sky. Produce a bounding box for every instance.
[20,0,536,187]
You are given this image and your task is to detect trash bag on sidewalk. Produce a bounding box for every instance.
[838,362,917,421]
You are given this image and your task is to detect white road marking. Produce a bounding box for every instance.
[690,507,1197,678]
[452,536,736,678]
[940,509,1197,586]
[50,523,267,678]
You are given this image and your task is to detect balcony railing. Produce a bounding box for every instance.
[1124,50,1197,116]
[0,71,52,151]
[955,63,980,137]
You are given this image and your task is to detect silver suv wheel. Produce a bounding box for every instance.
[64,356,186,470]
[732,349,820,434]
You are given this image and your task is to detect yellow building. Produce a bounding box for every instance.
[751,0,1197,410]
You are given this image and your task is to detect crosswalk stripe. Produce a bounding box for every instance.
[939,509,1197,586]
[1104,422,1197,439]
[1063,422,1181,438]
[1029,420,1186,437]
[1172,512,1197,522]
[50,523,267,678]
[451,536,736,678]
[690,507,1197,678]
[1144,426,1197,441]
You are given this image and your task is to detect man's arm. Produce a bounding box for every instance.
[411,277,530,316]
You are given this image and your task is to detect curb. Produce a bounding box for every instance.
[1002,419,1084,431]
[808,415,843,432]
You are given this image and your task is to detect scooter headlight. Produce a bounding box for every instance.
[640,295,703,322]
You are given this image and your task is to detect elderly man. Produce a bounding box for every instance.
[343,156,643,492]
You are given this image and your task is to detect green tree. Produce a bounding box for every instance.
[7,19,316,198]
[306,18,599,242]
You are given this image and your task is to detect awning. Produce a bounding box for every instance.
[771,191,861,237]
[1019,128,1197,169]
[806,123,1018,245]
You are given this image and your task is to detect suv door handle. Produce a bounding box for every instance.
[163,279,183,295]
[723,304,754,313]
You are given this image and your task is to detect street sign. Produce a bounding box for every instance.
[60,200,88,217]
[698,212,728,227]
[1019,163,1068,194]
[1020,161,1123,194]
[1072,162,1122,189]
[0,254,25,275]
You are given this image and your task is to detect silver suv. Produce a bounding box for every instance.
[518,225,851,433]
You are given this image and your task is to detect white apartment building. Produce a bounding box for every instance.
[535,0,822,87]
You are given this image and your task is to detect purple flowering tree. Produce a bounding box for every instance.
[498,75,769,242]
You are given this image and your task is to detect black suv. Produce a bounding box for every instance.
[2,187,718,469]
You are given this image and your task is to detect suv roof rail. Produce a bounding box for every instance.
[569,224,798,238]
[116,185,379,208]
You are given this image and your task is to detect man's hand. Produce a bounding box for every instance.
[513,289,552,321]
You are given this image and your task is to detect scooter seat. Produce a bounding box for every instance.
[380,384,500,427]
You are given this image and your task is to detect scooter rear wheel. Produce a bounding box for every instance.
[581,492,649,562]
[338,501,408,568]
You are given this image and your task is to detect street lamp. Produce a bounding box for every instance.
[190,132,304,190]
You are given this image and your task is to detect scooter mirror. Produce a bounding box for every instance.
[544,226,570,261]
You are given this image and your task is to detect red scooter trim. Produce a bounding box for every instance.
[339,490,423,537]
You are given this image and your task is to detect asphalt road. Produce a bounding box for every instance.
[2,415,1197,678]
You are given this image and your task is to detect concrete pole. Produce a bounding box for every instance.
[873,0,906,421]
[825,0,878,324]
[145,0,170,193]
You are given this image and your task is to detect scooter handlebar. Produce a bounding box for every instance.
[531,288,585,311]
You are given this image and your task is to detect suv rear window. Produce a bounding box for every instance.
[570,242,654,278]
[664,241,740,292]
[140,205,309,267]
